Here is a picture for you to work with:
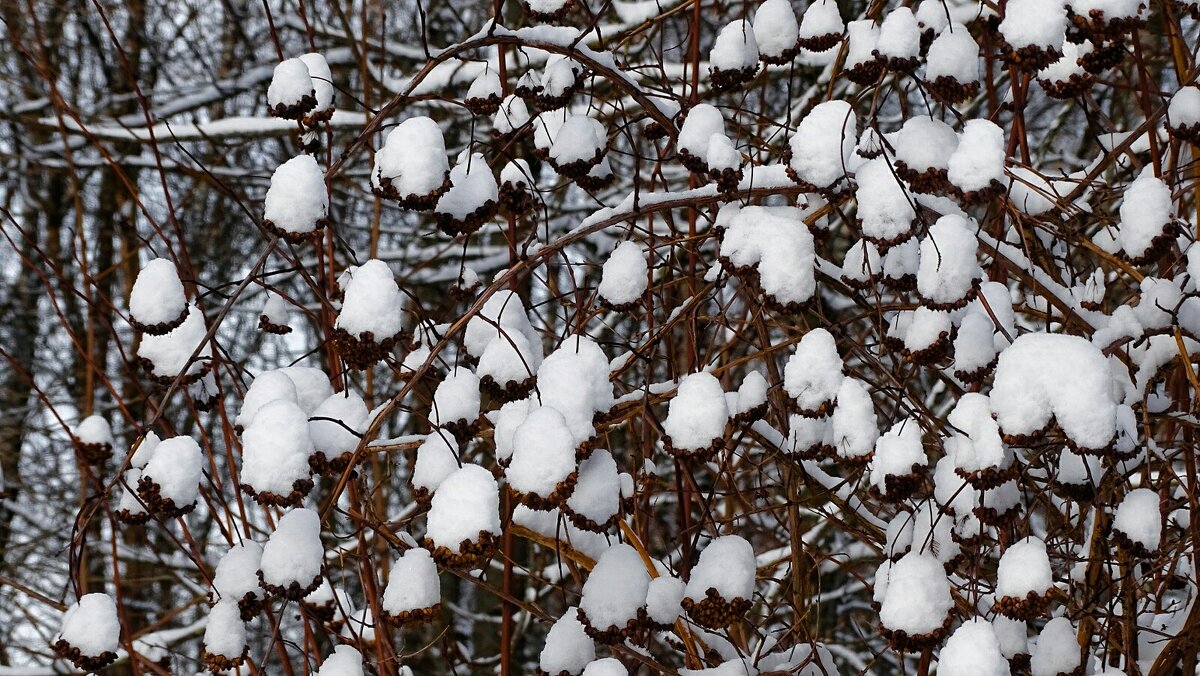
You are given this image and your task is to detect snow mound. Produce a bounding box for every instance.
[788,100,857,190]
[991,332,1118,450]
[662,371,729,453]
[879,552,952,635]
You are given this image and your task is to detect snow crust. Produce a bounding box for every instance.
[1000,0,1067,50]
[783,328,844,411]
[710,20,760,71]
[268,58,312,107]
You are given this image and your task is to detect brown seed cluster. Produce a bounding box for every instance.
[997,39,1063,72]
[994,589,1053,621]
[380,603,442,627]
[926,75,981,106]
[1170,121,1200,145]
[919,279,980,312]
[760,44,801,66]
[439,418,481,447]
[893,160,955,198]
[576,167,614,192]
[309,450,355,477]
[876,52,921,73]
[681,588,752,630]
[138,356,212,387]
[53,639,118,672]
[464,93,503,117]
[1120,218,1183,267]
[372,172,451,211]
[74,439,112,466]
[207,590,264,622]
[116,506,152,526]
[435,199,499,237]
[1111,527,1158,559]
[576,606,657,645]
[499,180,536,216]
[677,147,710,175]
[563,502,620,533]
[1038,71,1096,100]
[267,92,317,120]
[301,598,339,624]
[789,440,835,462]
[480,374,538,404]
[709,65,758,93]
[905,329,952,366]
[129,304,190,336]
[515,472,579,512]
[258,313,292,335]
[955,181,1006,207]
[202,646,248,672]
[732,401,769,427]
[423,530,498,570]
[879,612,953,651]
[871,464,928,504]
[844,60,886,86]
[1068,8,1145,42]
[788,398,835,419]
[974,500,1022,527]
[535,81,582,112]
[957,461,1021,491]
[137,475,197,519]
[1056,478,1098,503]
[709,166,744,196]
[797,32,842,53]
[240,477,314,508]
[663,434,725,462]
[332,327,407,371]
[954,356,998,386]
[523,0,574,24]
[262,215,329,244]
[549,148,606,182]
[257,569,324,601]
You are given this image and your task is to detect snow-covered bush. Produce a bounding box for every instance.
[14,2,1200,674]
